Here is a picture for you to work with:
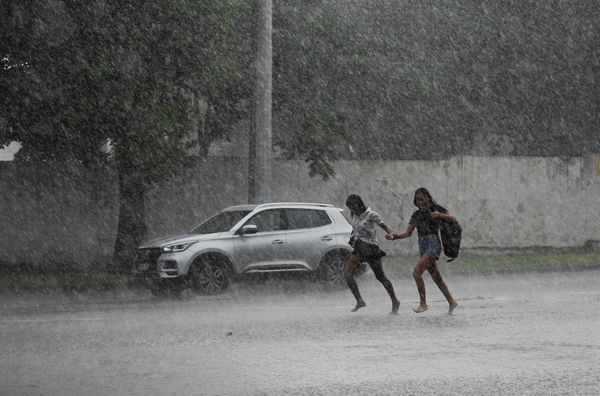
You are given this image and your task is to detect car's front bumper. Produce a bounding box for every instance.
[132,268,179,281]
[133,248,183,280]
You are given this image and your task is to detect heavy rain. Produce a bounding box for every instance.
[1,1,599,395]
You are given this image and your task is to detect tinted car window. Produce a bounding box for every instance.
[285,209,332,230]
[245,209,286,232]
[190,210,251,234]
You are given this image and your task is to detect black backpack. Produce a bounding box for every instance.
[440,218,462,262]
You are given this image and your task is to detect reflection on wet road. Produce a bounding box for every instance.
[1,269,599,395]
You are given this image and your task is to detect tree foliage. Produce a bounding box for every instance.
[2,0,253,171]
[272,0,600,161]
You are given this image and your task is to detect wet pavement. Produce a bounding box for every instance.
[1,269,599,395]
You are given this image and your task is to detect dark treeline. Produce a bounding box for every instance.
[3,1,599,167]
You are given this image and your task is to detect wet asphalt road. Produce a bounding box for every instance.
[1,269,599,395]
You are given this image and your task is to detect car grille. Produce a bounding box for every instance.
[134,248,162,271]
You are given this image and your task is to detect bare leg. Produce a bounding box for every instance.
[428,262,458,314]
[369,259,400,314]
[413,254,435,313]
[344,255,366,312]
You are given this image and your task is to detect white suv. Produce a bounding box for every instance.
[132,203,359,293]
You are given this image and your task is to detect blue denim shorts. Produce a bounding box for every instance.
[418,234,441,259]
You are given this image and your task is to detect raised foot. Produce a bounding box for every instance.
[351,301,366,312]
[448,301,458,315]
[413,304,428,313]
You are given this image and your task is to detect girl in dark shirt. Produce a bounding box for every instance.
[386,187,458,314]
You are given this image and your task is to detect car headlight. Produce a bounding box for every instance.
[162,241,197,253]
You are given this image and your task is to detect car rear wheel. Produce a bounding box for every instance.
[188,257,230,294]
[319,251,350,288]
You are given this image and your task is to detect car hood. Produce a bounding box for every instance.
[139,232,224,249]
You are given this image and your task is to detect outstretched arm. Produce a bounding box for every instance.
[378,222,393,235]
[386,224,415,240]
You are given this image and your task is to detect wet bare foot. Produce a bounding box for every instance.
[448,301,458,315]
[390,300,400,315]
[351,301,366,312]
[413,304,428,313]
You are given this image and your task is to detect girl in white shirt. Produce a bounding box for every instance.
[345,194,400,314]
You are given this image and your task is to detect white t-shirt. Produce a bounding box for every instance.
[350,207,383,245]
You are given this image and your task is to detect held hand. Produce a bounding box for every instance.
[431,211,440,219]
[385,233,396,240]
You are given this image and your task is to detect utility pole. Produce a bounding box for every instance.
[249,0,272,203]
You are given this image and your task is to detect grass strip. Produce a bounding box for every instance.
[386,253,600,276]
[0,272,129,291]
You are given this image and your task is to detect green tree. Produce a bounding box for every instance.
[1,0,253,271]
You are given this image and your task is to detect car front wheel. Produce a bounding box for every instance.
[188,257,230,294]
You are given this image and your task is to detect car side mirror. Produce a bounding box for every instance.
[239,224,258,235]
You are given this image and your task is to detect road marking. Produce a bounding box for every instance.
[0,317,107,324]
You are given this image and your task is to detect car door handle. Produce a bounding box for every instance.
[272,239,284,245]
[321,236,333,241]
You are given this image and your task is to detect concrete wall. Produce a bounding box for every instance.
[271,156,600,256]
[1,155,599,270]
[0,163,118,270]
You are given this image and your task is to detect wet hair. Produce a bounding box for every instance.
[346,194,367,215]
[413,187,436,208]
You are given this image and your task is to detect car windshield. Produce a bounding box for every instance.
[189,210,251,234]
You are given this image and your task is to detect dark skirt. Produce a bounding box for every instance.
[352,238,387,262]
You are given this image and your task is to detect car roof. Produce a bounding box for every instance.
[223,202,336,211]
[223,204,260,211]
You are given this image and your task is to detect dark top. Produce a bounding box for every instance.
[409,204,448,238]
